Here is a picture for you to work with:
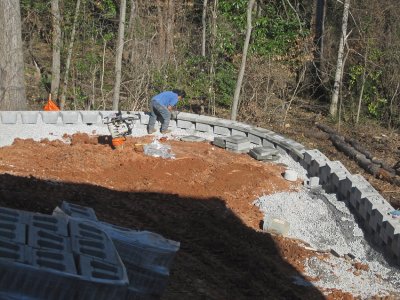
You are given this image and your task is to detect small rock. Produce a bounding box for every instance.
[330,249,341,257]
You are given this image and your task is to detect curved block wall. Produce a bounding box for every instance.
[1,110,399,263]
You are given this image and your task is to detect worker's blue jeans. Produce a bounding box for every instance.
[148,99,171,132]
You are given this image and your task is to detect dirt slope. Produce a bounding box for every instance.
[0,134,330,299]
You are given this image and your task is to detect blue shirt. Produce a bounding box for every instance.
[152,91,179,107]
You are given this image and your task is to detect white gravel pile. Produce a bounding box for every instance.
[254,153,400,298]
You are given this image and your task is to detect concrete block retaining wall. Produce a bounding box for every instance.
[1,111,399,263]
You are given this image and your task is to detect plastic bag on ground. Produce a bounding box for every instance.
[143,139,175,159]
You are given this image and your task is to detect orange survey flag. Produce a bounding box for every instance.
[43,94,60,111]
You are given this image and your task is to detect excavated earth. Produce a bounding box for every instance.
[0,133,365,299]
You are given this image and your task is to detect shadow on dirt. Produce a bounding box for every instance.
[0,173,325,300]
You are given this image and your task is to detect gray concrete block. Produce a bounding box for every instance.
[177,119,195,129]
[61,201,98,221]
[21,112,39,124]
[61,111,80,124]
[320,160,347,185]
[139,112,150,125]
[0,207,28,224]
[111,233,179,270]
[280,138,305,150]
[196,123,213,133]
[289,148,305,161]
[212,136,226,148]
[78,255,128,284]
[309,156,328,177]
[380,219,399,245]
[71,236,119,264]
[192,114,220,125]
[324,170,348,194]
[226,142,252,151]
[231,129,247,137]
[80,111,100,124]
[180,135,206,142]
[29,248,77,274]
[41,111,60,124]
[249,147,280,161]
[28,228,71,252]
[225,135,249,143]
[262,139,275,148]
[28,213,68,237]
[0,239,25,263]
[391,231,400,254]
[175,112,200,122]
[338,176,354,201]
[364,195,390,215]
[0,222,26,244]
[304,177,320,189]
[368,209,391,234]
[168,120,177,129]
[213,126,231,136]
[349,185,378,209]
[248,133,262,145]
[0,112,18,124]
[69,219,107,242]
[303,149,326,165]
[229,121,254,133]
[350,174,371,188]
[248,127,275,137]
[123,262,168,296]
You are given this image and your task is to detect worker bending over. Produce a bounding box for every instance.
[148,89,186,134]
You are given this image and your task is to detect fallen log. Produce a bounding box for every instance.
[316,123,398,185]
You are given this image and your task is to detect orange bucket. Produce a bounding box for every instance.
[112,137,125,149]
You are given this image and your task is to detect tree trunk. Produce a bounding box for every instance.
[127,0,137,62]
[356,45,368,124]
[231,0,255,121]
[156,0,165,65]
[0,0,27,110]
[165,0,175,61]
[112,0,127,110]
[208,0,218,116]
[314,0,327,84]
[60,0,81,110]
[201,0,208,57]
[330,0,350,117]
[51,0,61,101]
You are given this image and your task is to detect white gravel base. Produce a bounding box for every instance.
[254,153,400,298]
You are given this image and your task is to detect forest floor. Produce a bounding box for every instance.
[0,102,399,299]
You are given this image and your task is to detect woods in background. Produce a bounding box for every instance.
[1,0,400,130]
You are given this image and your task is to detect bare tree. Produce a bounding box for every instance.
[51,0,61,101]
[165,0,175,61]
[208,0,218,115]
[330,0,350,117]
[127,0,137,62]
[202,0,208,57]
[112,0,127,110]
[231,0,256,121]
[60,0,81,110]
[0,0,27,110]
[156,0,166,65]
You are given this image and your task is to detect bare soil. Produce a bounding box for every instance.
[0,133,332,299]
